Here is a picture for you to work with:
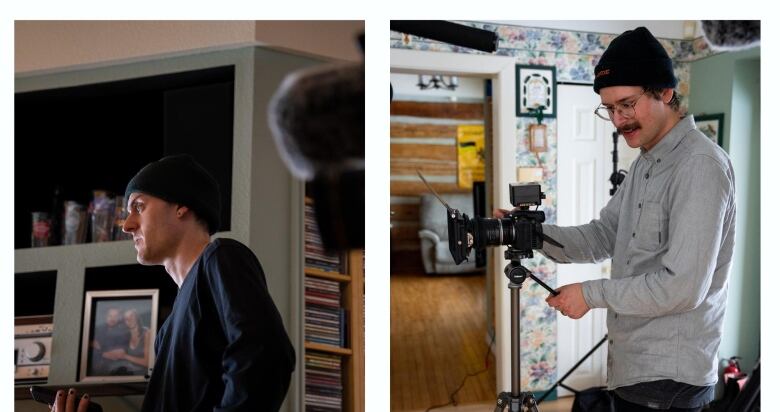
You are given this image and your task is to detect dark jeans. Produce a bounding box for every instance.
[613,392,703,412]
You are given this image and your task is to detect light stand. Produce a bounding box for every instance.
[609,130,627,196]
[495,247,559,412]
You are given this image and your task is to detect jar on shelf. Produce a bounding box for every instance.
[31,211,51,247]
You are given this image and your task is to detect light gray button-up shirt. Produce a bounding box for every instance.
[540,115,736,389]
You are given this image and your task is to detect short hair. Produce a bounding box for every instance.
[192,212,210,233]
[644,87,683,114]
[158,196,210,234]
[173,202,210,234]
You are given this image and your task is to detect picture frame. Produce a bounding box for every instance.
[528,124,548,153]
[695,113,724,147]
[516,64,557,118]
[80,289,159,383]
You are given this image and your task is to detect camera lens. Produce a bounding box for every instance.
[473,217,513,249]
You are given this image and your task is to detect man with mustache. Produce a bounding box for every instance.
[540,27,736,411]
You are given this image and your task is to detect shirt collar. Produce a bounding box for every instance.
[641,115,696,161]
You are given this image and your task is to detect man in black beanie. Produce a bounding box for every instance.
[538,27,735,411]
[128,154,295,412]
[129,154,297,411]
[53,154,295,412]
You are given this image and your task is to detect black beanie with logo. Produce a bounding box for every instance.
[593,26,678,94]
[124,154,221,235]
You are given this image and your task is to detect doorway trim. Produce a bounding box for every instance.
[391,48,516,391]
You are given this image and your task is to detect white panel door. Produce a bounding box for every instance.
[554,84,613,396]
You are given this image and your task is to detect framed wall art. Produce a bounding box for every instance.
[516,64,557,118]
[695,113,724,147]
[80,289,159,382]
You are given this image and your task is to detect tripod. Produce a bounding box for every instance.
[495,247,560,412]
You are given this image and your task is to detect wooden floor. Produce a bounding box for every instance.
[395,397,573,412]
[391,267,496,411]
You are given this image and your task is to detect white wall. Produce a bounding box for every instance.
[15,21,256,73]
[390,72,485,100]
[15,20,363,73]
[254,21,363,63]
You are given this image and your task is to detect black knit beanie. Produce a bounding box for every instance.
[593,26,678,93]
[124,154,221,235]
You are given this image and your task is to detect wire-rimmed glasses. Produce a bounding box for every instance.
[594,92,647,121]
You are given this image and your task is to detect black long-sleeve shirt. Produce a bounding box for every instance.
[141,238,295,412]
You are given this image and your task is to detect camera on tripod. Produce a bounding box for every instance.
[447,183,560,265]
[418,171,564,411]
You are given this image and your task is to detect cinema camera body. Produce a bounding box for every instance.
[446,183,561,265]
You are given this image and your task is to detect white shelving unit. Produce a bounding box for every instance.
[15,45,324,412]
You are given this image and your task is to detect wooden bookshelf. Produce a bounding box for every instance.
[305,268,351,283]
[343,250,365,412]
[303,197,364,412]
[305,341,353,356]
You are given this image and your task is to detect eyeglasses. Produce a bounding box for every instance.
[594,92,647,121]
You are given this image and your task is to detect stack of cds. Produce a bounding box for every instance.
[305,203,343,273]
[305,351,343,411]
[305,277,346,347]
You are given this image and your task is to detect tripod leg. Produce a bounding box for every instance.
[494,392,509,412]
[523,395,540,412]
[538,334,608,403]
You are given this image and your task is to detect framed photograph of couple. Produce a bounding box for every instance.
[79,289,159,382]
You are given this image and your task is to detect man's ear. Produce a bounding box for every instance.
[175,205,190,218]
[662,88,674,104]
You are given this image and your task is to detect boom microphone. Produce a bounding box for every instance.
[268,60,365,251]
[390,20,499,53]
[700,20,760,52]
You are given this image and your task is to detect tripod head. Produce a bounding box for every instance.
[502,246,559,296]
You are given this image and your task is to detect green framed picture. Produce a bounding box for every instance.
[695,113,725,147]
[516,64,557,118]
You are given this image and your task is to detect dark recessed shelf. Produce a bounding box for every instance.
[15,65,236,249]
[15,271,57,317]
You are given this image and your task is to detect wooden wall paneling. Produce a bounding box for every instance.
[391,123,458,138]
[390,160,457,177]
[390,202,420,222]
[390,98,484,255]
[390,181,469,197]
[390,143,455,161]
[391,101,484,120]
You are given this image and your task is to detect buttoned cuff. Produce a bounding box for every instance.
[581,279,608,309]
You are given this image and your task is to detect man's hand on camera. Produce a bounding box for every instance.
[52,388,91,412]
[493,208,510,218]
[546,283,590,319]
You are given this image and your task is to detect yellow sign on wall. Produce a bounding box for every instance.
[457,125,485,189]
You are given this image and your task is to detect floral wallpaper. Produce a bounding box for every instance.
[391,21,717,392]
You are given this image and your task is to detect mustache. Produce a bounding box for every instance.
[618,122,641,134]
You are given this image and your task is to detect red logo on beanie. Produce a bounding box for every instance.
[596,69,611,78]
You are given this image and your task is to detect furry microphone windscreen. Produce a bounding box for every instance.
[701,20,760,52]
[268,62,365,181]
[268,61,365,251]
